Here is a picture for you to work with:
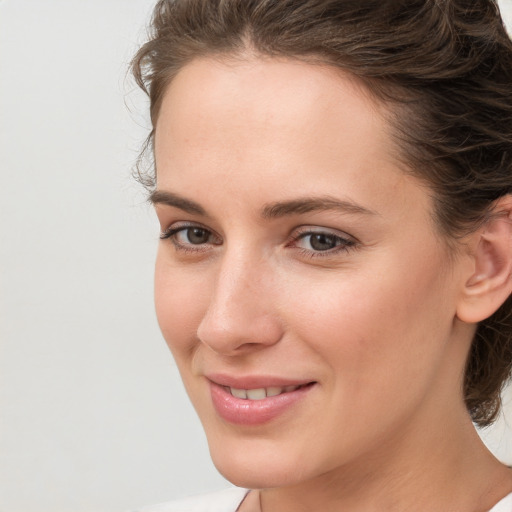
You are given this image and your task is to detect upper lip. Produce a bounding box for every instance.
[206,373,315,389]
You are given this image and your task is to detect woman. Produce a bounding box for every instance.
[132,0,512,510]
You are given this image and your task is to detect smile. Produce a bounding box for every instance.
[209,379,316,425]
[226,384,305,400]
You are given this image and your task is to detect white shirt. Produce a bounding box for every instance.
[136,488,248,512]
[138,488,512,512]
[491,492,512,512]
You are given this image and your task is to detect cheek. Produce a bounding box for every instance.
[154,253,207,358]
[282,250,455,393]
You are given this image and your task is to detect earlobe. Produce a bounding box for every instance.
[456,196,512,324]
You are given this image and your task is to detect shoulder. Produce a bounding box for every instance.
[134,488,250,512]
[489,492,512,512]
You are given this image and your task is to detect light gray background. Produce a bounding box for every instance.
[1,1,511,511]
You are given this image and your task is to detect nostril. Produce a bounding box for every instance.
[197,308,284,355]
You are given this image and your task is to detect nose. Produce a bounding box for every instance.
[196,250,283,355]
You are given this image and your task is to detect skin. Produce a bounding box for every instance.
[152,56,512,512]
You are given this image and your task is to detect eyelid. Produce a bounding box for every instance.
[287,225,359,257]
[291,225,357,242]
[160,222,222,250]
[160,222,358,258]
[160,221,214,238]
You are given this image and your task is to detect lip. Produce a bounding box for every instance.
[207,374,316,426]
[207,373,313,389]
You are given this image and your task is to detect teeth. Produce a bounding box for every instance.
[265,386,282,397]
[246,388,266,400]
[230,387,248,399]
[228,385,302,400]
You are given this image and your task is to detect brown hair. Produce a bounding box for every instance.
[132,0,512,427]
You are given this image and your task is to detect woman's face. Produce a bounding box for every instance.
[153,57,472,488]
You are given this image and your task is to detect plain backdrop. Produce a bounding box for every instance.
[1,1,511,511]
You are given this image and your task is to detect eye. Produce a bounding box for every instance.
[304,233,341,251]
[289,228,357,257]
[175,227,211,245]
[160,223,221,252]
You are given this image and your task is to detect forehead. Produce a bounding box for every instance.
[154,56,391,159]
[154,56,422,220]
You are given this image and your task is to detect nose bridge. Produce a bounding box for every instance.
[197,245,282,353]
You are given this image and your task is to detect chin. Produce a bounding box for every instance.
[206,434,316,490]
[213,456,301,490]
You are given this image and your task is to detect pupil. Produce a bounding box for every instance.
[187,228,209,244]
[310,233,336,251]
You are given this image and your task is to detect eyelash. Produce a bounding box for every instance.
[160,224,358,258]
[160,223,220,254]
[287,228,357,258]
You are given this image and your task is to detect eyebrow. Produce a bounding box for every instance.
[262,196,378,218]
[150,190,207,216]
[150,190,377,218]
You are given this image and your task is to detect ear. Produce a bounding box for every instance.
[457,195,512,324]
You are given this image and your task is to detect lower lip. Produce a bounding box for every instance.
[209,382,314,426]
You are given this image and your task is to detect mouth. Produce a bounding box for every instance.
[224,383,312,400]
[207,377,316,426]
